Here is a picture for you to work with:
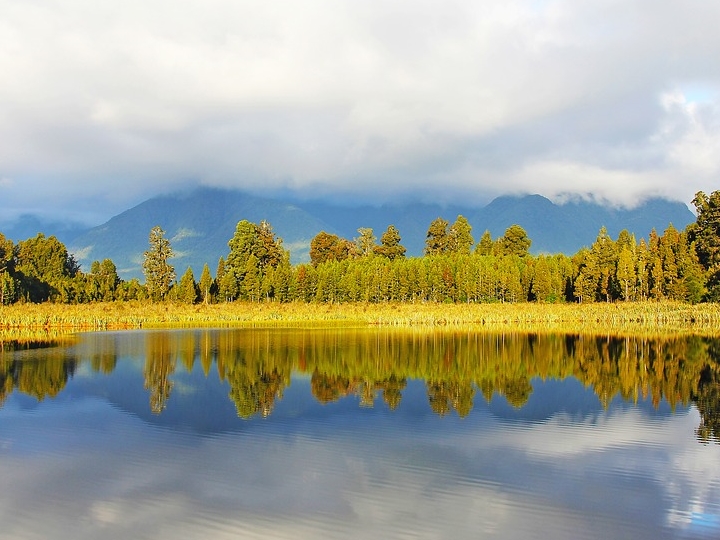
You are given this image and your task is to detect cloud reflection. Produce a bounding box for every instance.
[0,388,718,540]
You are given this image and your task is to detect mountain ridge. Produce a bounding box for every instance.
[2,187,696,280]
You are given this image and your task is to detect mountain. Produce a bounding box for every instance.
[67,188,331,278]
[1,214,88,246]
[4,187,695,280]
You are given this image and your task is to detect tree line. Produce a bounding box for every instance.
[1,190,719,305]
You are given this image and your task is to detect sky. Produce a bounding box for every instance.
[1,0,720,226]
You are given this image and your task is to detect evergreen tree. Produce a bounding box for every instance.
[15,233,80,302]
[425,217,449,256]
[532,256,553,302]
[448,215,474,254]
[178,267,198,304]
[0,233,17,305]
[375,225,406,260]
[475,230,494,256]
[226,219,288,300]
[574,248,598,303]
[215,257,226,300]
[198,263,213,304]
[616,246,636,301]
[688,190,720,300]
[87,259,120,302]
[592,227,617,302]
[497,225,531,257]
[142,226,175,301]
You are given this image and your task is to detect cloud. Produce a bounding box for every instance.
[1,0,719,221]
[0,395,717,540]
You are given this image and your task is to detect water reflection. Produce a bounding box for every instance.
[1,328,719,442]
[1,328,720,539]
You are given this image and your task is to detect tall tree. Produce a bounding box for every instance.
[375,225,406,260]
[309,231,356,265]
[688,190,720,300]
[15,233,80,302]
[475,230,494,256]
[448,215,474,254]
[226,219,287,300]
[592,227,617,302]
[497,225,531,258]
[142,226,175,301]
[198,263,213,304]
[0,233,17,305]
[355,228,377,256]
[425,217,449,256]
[88,258,120,301]
[178,267,198,304]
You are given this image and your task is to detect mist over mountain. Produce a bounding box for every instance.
[3,187,696,280]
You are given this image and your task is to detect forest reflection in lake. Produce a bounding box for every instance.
[1,327,719,539]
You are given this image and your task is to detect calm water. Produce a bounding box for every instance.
[1,328,719,540]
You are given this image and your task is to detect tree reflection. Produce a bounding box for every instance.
[2,328,720,442]
[144,332,176,414]
[227,367,286,419]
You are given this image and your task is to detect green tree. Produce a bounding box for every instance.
[88,259,120,302]
[178,267,198,304]
[226,219,287,300]
[448,215,474,254]
[309,231,356,265]
[198,263,213,304]
[616,246,636,301]
[497,225,531,258]
[15,233,80,302]
[425,217,449,256]
[475,230,494,256]
[532,256,553,302]
[375,225,406,260]
[0,233,17,305]
[574,248,598,303]
[355,228,377,256]
[688,190,720,300]
[142,226,175,301]
[592,227,617,302]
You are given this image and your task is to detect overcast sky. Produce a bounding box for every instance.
[1,0,719,225]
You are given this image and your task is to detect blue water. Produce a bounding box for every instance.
[0,328,718,540]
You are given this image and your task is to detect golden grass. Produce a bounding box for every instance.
[1,300,720,337]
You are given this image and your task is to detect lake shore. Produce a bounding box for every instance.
[2,301,720,336]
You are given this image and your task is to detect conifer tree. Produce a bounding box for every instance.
[425,218,449,256]
[178,267,198,304]
[142,226,175,301]
[448,215,474,254]
[475,230,494,256]
[497,225,531,258]
[198,263,213,304]
[16,233,81,302]
[375,225,406,260]
[688,190,720,300]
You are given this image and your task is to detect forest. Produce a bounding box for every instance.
[1,190,719,306]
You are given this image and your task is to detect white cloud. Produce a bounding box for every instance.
[1,0,719,220]
[1,397,718,540]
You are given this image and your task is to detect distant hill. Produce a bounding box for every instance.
[67,188,332,278]
[1,214,88,246]
[3,186,696,280]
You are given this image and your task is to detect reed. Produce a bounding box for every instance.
[2,300,720,336]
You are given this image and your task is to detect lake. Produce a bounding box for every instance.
[1,327,719,539]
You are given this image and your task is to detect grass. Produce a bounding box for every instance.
[2,300,720,336]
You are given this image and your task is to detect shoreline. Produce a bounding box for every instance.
[2,300,720,337]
